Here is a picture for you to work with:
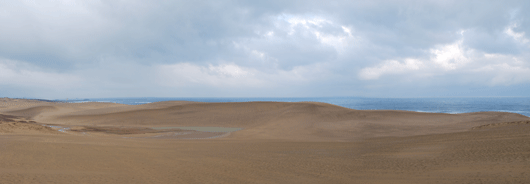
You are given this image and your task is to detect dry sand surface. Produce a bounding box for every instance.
[1,98,530,183]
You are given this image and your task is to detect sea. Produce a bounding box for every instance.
[63,97,530,117]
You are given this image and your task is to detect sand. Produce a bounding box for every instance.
[0,98,529,183]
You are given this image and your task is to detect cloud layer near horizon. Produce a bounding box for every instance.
[0,0,529,98]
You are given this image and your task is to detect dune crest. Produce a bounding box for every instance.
[7,106,58,118]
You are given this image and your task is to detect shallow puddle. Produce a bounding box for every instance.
[151,127,242,132]
[41,125,241,139]
[45,125,70,132]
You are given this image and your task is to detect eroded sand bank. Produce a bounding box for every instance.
[1,98,529,183]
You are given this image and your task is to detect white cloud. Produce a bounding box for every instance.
[157,62,330,89]
[359,36,530,87]
[504,23,530,44]
[208,64,249,78]
[157,63,263,87]
[280,14,332,35]
[359,59,423,80]
[430,40,469,70]
[472,55,530,86]
[273,14,356,53]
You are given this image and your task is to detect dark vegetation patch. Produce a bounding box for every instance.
[0,114,18,122]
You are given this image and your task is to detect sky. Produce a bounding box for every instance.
[0,0,529,99]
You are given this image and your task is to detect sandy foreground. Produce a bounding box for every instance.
[1,98,529,183]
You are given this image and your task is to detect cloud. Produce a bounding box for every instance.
[505,23,530,45]
[359,59,423,80]
[471,55,530,86]
[430,40,469,70]
[359,35,530,88]
[228,13,357,72]
[157,62,331,89]
[157,63,263,87]
[0,0,529,98]
[0,59,83,98]
[0,58,80,88]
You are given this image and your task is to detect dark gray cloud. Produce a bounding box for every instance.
[0,0,529,98]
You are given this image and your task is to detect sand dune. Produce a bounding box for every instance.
[1,98,529,183]
[9,101,528,141]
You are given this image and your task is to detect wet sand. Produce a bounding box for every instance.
[1,98,529,183]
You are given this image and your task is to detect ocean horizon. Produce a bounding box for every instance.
[46,97,530,117]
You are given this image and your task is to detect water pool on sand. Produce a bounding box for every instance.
[151,127,242,132]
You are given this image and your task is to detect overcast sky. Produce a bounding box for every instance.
[0,0,529,99]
